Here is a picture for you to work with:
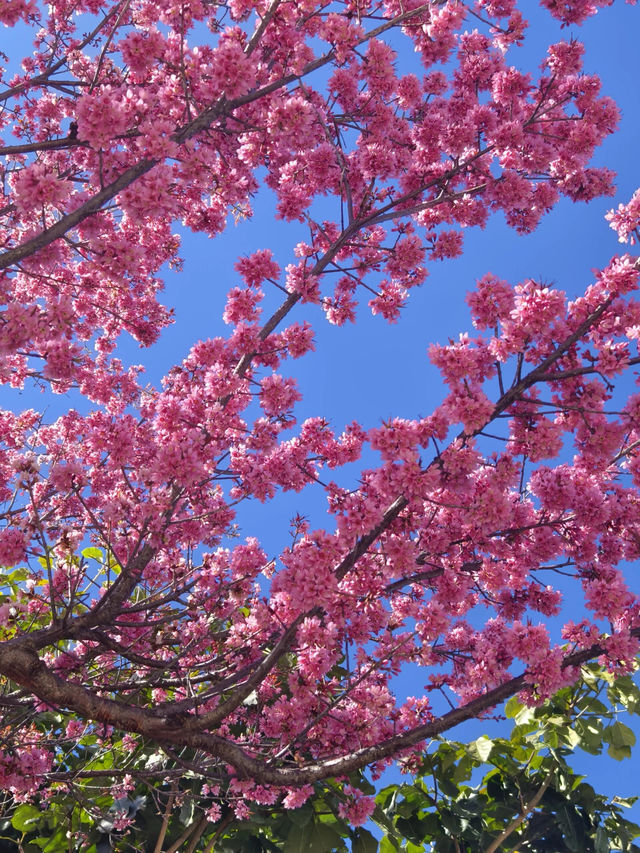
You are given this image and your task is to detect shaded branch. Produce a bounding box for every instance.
[484,768,555,853]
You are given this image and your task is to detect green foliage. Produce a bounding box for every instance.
[1,662,639,852]
[373,661,640,853]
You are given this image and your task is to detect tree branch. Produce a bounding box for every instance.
[484,767,555,853]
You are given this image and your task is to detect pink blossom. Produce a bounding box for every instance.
[606,189,640,244]
[76,87,130,149]
[283,786,313,809]
[259,374,302,416]
[338,786,377,827]
[10,163,71,214]
[0,529,26,567]
[236,250,281,287]
[0,0,37,26]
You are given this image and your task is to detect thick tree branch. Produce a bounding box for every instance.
[0,618,635,787]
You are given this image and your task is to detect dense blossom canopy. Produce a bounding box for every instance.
[1,0,640,831]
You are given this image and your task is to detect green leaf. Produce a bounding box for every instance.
[514,706,536,726]
[473,736,493,762]
[607,744,632,761]
[31,830,69,852]
[439,809,462,836]
[595,826,610,853]
[394,788,422,818]
[376,786,396,812]
[284,820,341,853]
[451,795,487,819]
[352,828,378,853]
[11,805,42,832]
[612,796,639,809]
[555,805,583,853]
[580,696,610,715]
[219,833,262,853]
[437,777,461,799]
[6,567,28,582]
[396,816,423,844]
[287,803,313,827]
[310,823,344,852]
[351,774,376,795]
[81,547,103,561]
[604,721,636,749]
[283,826,312,853]
[379,837,400,853]
[558,726,582,749]
[505,695,524,719]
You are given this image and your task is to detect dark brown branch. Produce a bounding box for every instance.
[335,496,409,582]
[180,609,320,733]
[385,568,444,594]
[0,136,89,156]
[0,623,637,786]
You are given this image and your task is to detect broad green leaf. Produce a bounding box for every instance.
[286,803,314,827]
[283,820,342,853]
[514,706,536,726]
[595,826,610,853]
[555,804,583,853]
[559,726,581,749]
[6,567,28,582]
[505,696,524,719]
[352,774,376,795]
[579,696,609,715]
[473,736,493,762]
[376,786,396,812]
[417,813,441,838]
[82,547,103,561]
[379,837,400,853]
[371,804,397,835]
[436,776,461,799]
[606,744,632,761]
[283,823,314,853]
[396,816,423,844]
[352,827,378,853]
[31,830,69,853]
[604,721,636,749]
[612,796,639,808]
[309,822,344,852]
[11,805,42,832]
[451,795,487,818]
[439,809,462,836]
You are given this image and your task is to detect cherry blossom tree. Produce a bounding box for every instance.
[1,0,640,842]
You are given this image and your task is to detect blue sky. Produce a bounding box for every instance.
[4,0,640,830]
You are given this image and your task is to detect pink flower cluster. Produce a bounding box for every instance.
[607,189,640,244]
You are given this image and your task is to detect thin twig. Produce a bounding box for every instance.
[152,781,178,853]
[484,768,555,853]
